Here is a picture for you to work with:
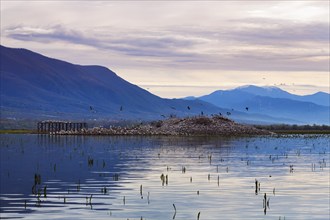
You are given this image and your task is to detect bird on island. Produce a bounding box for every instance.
[187,106,190,110]
[246,107,249,111]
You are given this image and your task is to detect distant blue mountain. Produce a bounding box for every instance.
[236,85,329,106]
[194,85,329,125]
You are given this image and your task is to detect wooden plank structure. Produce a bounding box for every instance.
[37,121,87,133]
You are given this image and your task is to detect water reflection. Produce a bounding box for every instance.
[0,134,329,219]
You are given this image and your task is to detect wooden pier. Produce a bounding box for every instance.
[37,121,87,133]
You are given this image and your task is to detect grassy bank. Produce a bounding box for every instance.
[254,124,330,134]
[270,130,330,134]
[0,129,36,134]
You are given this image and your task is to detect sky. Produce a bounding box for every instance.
[1,1,329,98]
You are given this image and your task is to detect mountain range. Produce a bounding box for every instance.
[189,85,329,125]
[0,45,226,121]
[1,45,329,125]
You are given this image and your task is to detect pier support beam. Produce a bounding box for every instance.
[37,121,88,134]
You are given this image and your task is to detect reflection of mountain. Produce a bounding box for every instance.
[191,85,329,125]
[0,135,230,216]
[0,135,140,214]
[1,135,329,219]
[0,45,221,120]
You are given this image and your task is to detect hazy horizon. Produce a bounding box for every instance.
[1,1,329,98]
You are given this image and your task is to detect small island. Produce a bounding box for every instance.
[56,115,272,136]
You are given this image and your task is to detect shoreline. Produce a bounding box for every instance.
[1,129,329,135]
[1,116,329,135]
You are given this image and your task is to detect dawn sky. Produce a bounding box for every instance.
[1,1,329,98]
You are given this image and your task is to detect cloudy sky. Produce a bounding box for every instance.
[1,1,329,98]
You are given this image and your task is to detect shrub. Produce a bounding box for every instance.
[193,116,213,126]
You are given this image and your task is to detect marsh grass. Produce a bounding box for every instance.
[0,129,35,134]
[273,130,330,134]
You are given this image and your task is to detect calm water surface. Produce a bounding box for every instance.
[0,134,329,219]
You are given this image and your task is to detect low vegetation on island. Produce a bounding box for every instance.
[56,115,272,136]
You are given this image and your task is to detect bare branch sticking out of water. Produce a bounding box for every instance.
[173,204,177,219]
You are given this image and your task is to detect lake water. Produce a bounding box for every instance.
[0,134,329,219]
